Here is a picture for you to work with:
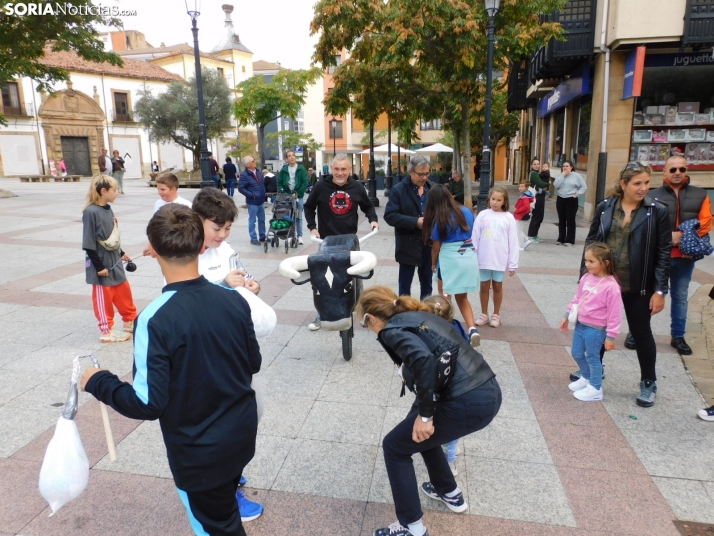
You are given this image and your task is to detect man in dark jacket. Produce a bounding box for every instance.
[239,156,267,245]
[651,155,712,356]
[209,152,220,189]
[447,170,464,204]
[303,153,378,330]
[262,170,277,203]
[384,154,435,299]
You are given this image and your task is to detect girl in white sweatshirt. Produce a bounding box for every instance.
[472,187,520,328]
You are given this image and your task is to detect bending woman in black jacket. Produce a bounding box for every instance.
[578,162,671,407]
[357,286,501,536]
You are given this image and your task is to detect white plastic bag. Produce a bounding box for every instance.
[38,354,114,515]
[38,416,89,515]
[235,286,277,340]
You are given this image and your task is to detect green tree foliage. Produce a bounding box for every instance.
[312,0,565,205]
[135,68,232,171]
[0,0,122,123]
[233,67,321,167]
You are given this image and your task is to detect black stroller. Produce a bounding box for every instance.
[265,193,298,253]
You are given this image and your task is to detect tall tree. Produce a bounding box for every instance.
[0,0,122,123]
[233,67,321,168]
[312,0,565,206]
[135,68,232,171]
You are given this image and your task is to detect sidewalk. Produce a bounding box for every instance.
[0,178,713,536]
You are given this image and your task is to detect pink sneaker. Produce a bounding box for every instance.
[490,314,501,328]
[475,313,489,326]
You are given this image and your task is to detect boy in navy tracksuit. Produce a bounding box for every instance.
[82,204,261,536]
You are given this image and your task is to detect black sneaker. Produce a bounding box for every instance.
[671,337,693,356]
[420,482,468,513]
[624,333,636,350]
[697,406,714,422]
[373,522,429,536]
[570,366,604,382]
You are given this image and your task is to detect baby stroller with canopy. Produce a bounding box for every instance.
[265,193,298,253]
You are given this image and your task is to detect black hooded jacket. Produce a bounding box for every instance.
[303,174,378,238]
[377,311,495,418]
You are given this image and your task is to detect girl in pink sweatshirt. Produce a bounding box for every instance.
[560,243,623,401]
[472,186,520,328]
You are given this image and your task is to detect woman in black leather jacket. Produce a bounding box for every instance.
[356,286,501,536]
[581,162,671,408]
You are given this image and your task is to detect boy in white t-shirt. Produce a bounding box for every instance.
[153,173,193,213]
[189,187,266,522]
[144,173,195,257]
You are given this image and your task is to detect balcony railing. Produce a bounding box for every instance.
[112,110,134,122]
[1,102,26,116]
[683,0,714,46]
[529,0,596,83]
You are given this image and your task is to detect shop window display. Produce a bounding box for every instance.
[630,63,714,172]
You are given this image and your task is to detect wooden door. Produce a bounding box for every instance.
[60,136,91,176]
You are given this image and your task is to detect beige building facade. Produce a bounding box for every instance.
[509,0,714,221]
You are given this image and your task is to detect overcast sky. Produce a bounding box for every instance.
[106,0,320,69]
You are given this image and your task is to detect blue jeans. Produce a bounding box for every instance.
[398,244,433,299]
[571,322,607,389]
[383,377,501,527]
[444,439,458,463]
[212,173,220,188]
[296,197,304,237]
[247,204,266,241]
[670,257,695,338]
[225,179,236,197]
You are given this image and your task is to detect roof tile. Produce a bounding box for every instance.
[39,49,185,82]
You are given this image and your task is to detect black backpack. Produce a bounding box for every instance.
[399,323,460,400]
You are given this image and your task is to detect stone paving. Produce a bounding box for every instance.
[0,177,713,536]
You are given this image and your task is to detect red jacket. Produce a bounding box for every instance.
[514,192,534,221]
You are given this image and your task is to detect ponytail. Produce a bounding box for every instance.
[356,286,431,321]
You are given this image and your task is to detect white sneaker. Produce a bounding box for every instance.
[100,330,131,343]
[448,460,458,476]
[298,237,304,245]
[308,316,321,331]
[568,377,589,392]
[521,239,532,250]
[573,383,603,401]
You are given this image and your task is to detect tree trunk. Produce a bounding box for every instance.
[453,130,461,174]
[461,103,472,209]
[193,143,201,172]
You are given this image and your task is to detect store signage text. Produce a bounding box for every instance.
[537,65,592,118]
[644,52,714,68]
[623,46,646,100]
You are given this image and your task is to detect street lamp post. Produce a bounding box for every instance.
[478,0,500,210]
[367,123,379,207]
[185,0,213,188]
[330,117,337,161]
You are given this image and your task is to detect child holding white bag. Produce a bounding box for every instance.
[560,243,622,401]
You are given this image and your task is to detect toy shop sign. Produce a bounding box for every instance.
[644,52,714,68]
[537,65,592,118]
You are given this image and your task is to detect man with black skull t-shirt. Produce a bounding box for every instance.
[303,153,378,330]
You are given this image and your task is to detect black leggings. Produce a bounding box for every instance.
[527,192,546,238]
[599,292,657,381]
[556,196,579,244]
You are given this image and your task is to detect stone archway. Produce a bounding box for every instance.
[38,83,106,176]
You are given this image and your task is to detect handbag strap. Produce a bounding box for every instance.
[578,276,606,306]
